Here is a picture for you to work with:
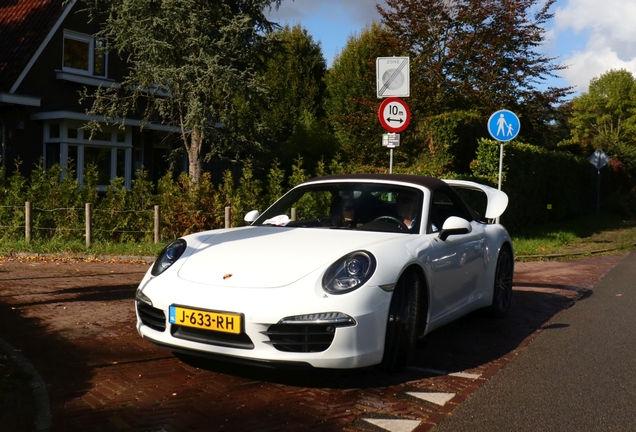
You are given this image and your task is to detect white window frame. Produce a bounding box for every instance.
[44,121,131,190]
[62,30,108,77]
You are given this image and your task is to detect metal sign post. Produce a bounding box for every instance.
[379,99,410,172]
[487,109,521,223]
[377,58,410,172]
[382,134,400,173]
[588,149,611,214]
[487,109,521,191]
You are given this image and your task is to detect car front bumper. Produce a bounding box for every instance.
[135,289,391,369]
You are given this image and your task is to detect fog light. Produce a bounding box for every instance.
[278,312,356,327]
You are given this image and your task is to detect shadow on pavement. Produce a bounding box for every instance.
[0,257,606,432]
[172,288,580,389]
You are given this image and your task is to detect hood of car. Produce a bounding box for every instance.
[177,226,400,288]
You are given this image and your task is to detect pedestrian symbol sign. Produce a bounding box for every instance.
[487,110,520,142]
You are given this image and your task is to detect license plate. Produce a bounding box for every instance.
[169,306,241,334]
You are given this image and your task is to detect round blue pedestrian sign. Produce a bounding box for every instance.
[487,109,520,142]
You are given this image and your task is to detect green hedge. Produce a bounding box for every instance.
[471,139,596,230]
[0,145,624,243]
[0,158,341,243]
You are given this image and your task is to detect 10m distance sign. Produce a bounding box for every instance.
[378,97,410,133]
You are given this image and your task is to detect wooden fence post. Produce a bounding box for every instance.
[225,206,231,229]
[85,203,92,248]
[25,201,31,242]
[154,205,160,244]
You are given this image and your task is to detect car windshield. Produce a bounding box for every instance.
[253,182,424,234]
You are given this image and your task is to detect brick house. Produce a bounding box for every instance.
[0,0,185,189]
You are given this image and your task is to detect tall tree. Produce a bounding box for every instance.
[565,69,636,171]
[81,0,282,184]
[377,0,572,144]
[325,23,400,167]
[252,25,335,171]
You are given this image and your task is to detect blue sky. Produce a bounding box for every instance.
[269,0,636,96]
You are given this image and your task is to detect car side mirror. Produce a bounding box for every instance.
[439,216,471,241]
[244,210,260,224]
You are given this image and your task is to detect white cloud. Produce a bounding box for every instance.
[272,0,385,27]
[268,0,387,65]
[561,48,636,92]
[267,0,636,92]
[553,0,636,92]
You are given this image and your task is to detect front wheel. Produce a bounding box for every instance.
[490,247,513,318]
[379,270,420,372]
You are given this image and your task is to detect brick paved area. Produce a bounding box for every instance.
[0,253,625,432]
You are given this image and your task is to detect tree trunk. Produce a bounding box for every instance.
[187,129,204,185]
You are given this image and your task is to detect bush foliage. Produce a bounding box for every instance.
[0,147,630,245]
[471,139,609,230]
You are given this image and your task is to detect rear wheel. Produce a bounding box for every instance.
[490,247,513,318]
[380,269,420,372]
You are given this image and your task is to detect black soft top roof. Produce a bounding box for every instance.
[303,174,449,191]
[303,173,478,221]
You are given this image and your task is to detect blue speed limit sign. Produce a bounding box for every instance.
[488,110,520,142]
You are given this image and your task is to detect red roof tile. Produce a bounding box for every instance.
[0,0,66,91]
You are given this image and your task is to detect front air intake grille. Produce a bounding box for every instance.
[137,301,166,332]
[170,325,255,350]
[263,324,336,353]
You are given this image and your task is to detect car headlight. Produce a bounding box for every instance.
[135,287,153,306]
[323,251,376,294]
[151,239,187,277]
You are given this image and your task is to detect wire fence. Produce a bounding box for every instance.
[0,202,234,247]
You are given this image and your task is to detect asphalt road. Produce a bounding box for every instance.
[434,250,636,432]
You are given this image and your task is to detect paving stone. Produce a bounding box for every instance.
[0,254,624,431]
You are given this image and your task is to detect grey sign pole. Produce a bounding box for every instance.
[382,133,400,174]
[588,149,611,214]
[487,110,520,223]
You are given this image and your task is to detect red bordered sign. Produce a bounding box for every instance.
[378,97,411,133]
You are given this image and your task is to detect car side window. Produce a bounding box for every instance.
[429,189,473,233]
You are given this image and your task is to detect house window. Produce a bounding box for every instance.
[44,122,131,190]
[45,143,61,169]
[49,123,60,139]
[117,148,127,178]
[89,129,111,142]
[85,146,112,185]
[63,31,107,77]
[68,145,78,176]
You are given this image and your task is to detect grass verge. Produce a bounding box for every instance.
[511,213,636,258]
[0,213,634,261]
[0,238,164,259]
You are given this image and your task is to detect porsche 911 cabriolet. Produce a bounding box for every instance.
[135,174,513,372]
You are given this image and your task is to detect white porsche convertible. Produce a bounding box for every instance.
[136,174,514,371]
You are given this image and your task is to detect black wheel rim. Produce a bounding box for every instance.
[495,251,513,312]
[383,284,406,370]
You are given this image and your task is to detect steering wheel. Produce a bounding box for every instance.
[372,215,409,231]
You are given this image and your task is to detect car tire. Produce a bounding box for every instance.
[490,247,513,318]
[380,269,420,372]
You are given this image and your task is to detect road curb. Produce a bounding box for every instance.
[4,251,155,263]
